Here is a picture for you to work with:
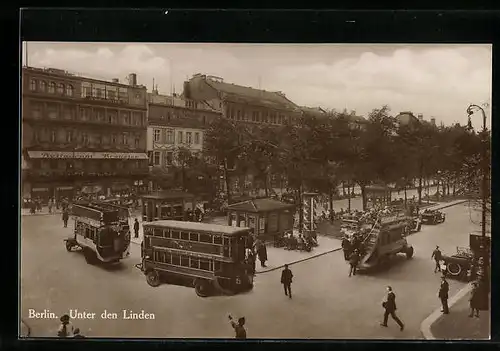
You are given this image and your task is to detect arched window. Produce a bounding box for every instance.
[29,79,37,91]
[48,82,56,94]
[57,83,64,95]
[66,84,74,96]
[40,81,47,92]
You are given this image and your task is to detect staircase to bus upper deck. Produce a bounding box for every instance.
[359,217,381,267]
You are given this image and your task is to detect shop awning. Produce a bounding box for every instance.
[27,151,149,160]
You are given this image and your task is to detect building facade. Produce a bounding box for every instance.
[22,67,149,202]
[183,74,303,128]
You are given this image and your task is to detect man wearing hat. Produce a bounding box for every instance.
[228,314,247,339]
[438,275,450,314]
[57,314,74,338]
[431,246,443,273]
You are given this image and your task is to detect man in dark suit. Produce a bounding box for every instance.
[348,249,360,277]
[281,264,293,299]
[341,236,351,261]
[439,275,449,314]
[381,286,405,331]
[431,246,443,273]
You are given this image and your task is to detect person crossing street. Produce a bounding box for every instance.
[431,246,443,273]
[281,264,294,299]
[133,218,140,239]
[380,286,405,331]
[348,249,360,277]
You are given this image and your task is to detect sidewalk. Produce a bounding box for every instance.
[423,284,490,340]
[21,207,62,216]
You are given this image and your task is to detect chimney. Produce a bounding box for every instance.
[112,78,119,83]
[128,73,137,86]
[417,114,423,121]
[430,117,436,125]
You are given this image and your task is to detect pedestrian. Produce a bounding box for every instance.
[62,209,69,228]
[48,198,53,214]
[431,246,443,273]
[348,249,360,277]
[228,315,247,339]
[57,314,74,337]
[72,328,85,338]
[341,236,351,261]
[469,282,480,318]
[380,286,405,331]
[30,201,36,215]
[439,275,449,314]
[281,264,294,299]
[257,241,268,267]
[133,218,140,238]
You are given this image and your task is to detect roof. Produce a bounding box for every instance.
[204,78,298,110]
[301,106,327,116]
[227,198,295,213]
[141,191,195,200]
[143,220,250,235]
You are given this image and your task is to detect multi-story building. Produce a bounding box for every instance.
[146,91,221,191]
[22,67,149,202]
[183,74,302,128]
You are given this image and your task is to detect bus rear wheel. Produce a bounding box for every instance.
[405,247,414,259]
[194,279,212,297]
[146,270,161,287]
[447,262,462,277]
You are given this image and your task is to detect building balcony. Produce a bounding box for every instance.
[22,116,146,131]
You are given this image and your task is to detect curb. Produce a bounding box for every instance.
[21,212,62,217]
[420,283,473,340]
[256,247,343,274]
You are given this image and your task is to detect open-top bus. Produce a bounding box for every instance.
[65,203,131,265]
[138,220,254,297]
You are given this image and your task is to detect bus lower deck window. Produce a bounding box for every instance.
[200,260,210,271]
[200,234,212,243]
[214,236,222,245]
[181,256,189,267]
[190,233,199,241]
[190,258,200,269]
[172,255,180,265]
[163,229,171,238]
[181,232,189,241]
[164,253,171,264]
[214,261,221,271]
[171,231,180,239]
[154,228,162,237]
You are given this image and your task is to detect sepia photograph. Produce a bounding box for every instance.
[20,42,491,339]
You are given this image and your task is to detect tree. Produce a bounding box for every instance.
[204,118,247,203]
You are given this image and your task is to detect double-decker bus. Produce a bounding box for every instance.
[65,203,131,265]
[138,220,254,297]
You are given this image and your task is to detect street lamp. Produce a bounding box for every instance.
[466,103,490,300]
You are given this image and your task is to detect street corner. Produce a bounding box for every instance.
[421,283,480,340]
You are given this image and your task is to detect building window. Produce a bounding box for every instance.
[48,82,56,94]
[135,138,140,148]
[65,130,73,143]
[166,130,174,143]
[47,104,58,119]
[29,79,37,91]
[82,133,89,145]
[153,151,160,166]
[178,131,183,143]
[30,101,42,119]
[66,85,74,96]
[50,130,57,143]
[194,132,200,144]
[32,129,40,143]
[186,132,192,144]
[107,90,116,100]
[63,107,73,120]
[57,83,64,95]
[49,159,58,169]
[166,152,173,166]
[95,88,103,98]
[153,129,161,142]
[80,108,88,121]
[96,134,103,145]
[122,133,128,145]
[111,134,117,144]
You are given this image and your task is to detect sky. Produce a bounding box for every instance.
[23,42,492,129]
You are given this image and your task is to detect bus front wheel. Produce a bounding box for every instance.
[146,270,161,287]
[194,279,212,297]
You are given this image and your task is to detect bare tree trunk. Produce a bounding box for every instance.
[223,161,231,204]
[264,172,269,197]
[360,183,367,211]
[404,183,407,206]
[298,184,303,232]
[453,181,456,196]
[342,182,346,196]
[329,190,334,223]
[347,182,352,212]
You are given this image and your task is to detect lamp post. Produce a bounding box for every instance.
[466,103,490,300]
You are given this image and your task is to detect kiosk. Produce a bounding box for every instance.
[141,191,196,222]
[226,198,295,242]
